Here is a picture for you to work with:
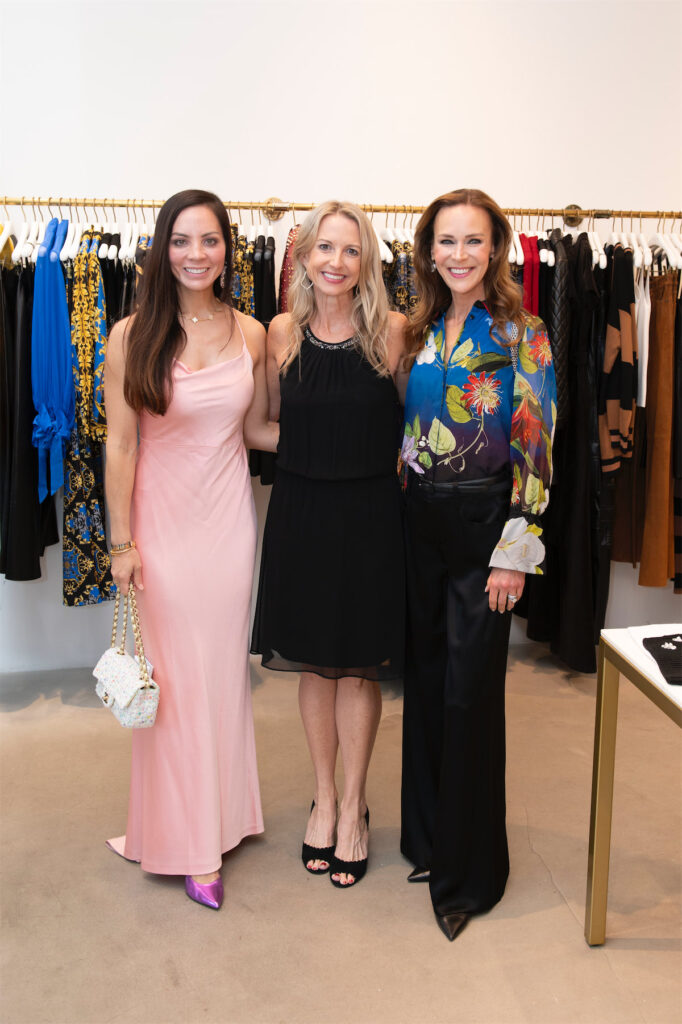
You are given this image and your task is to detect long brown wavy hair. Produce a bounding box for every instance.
[405,188,524,367]
[281,200,391,377]
[123,189,233,415]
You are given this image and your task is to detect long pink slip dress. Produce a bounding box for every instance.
[119,324,263,874]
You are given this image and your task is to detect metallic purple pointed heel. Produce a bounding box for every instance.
[184,875,224,910]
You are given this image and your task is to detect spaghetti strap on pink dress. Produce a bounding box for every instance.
[114,319,263,874]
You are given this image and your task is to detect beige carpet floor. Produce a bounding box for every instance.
[1,645,680,1024]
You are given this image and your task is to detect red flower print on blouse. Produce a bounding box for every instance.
[511,394,543,449]
[527,331,553,367]
[462,372,502,415]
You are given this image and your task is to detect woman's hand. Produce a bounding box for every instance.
[485,567,524,614]
[110,548,143,596]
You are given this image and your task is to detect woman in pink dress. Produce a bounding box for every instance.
[104,189,277,910]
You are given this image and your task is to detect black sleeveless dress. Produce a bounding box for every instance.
[251,327,404,680]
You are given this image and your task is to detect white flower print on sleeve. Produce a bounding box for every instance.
[490,518,546,574]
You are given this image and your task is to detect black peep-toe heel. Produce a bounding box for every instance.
[301,801,336,874]
[329,808,370,889]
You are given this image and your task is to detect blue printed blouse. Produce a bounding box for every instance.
[400,302,557,573]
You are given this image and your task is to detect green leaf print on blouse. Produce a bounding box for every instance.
[450,336,510,376]
[446,385,473,424]
[405,414,420,439]
[451,338,473,364]
[428,418,457,455]
[519,342,539,375]
[465,351,512,374]
[525,474,540,508]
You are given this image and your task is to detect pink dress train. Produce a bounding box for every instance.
[119,327,263,875]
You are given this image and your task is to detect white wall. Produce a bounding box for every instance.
[1,0,680,671]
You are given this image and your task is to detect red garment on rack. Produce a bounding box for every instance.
[520,235,540,315]
[520,234,533,310]
[278,226,299,314]
[530,236,540,316]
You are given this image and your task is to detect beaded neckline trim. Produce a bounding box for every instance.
[304,326,356,350]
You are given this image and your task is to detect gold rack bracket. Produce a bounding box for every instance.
[1,197,680,226]
[563,204,584,228]
[262,197,287,222]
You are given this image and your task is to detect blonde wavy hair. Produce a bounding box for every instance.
[281,200,391,376]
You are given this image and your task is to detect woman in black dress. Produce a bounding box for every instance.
[252,200,406,887]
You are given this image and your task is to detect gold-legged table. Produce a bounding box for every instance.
[585,625,682,946]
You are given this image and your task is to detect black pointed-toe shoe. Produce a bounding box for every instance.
[407,866,431,883]
[434,910,470,942]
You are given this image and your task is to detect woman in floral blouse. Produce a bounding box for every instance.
[399,189,556,942]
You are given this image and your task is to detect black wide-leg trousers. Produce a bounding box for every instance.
[400,476,513,916]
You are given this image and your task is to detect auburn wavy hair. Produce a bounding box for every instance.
[123,189,233,415]
[281,200,391,376]
[405,188,524,368]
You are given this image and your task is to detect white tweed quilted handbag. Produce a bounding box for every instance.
[93,588,159,728]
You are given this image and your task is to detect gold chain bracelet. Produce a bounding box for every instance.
[110,540,136,556]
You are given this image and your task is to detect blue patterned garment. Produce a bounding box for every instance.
[401,302,556,573]
[31,218,75,501]
[62,230,113,606]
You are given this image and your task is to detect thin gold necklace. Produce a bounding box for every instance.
[179,303,223,325]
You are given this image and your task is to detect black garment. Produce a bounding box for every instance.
[674,292,682,481]
[590,264,613,636]
[554,233,600,669]
[537,243,554,326]
[674,477,681,593]
[248,234,277,484]
[99,235,124,331]
[516,234,600,674]
[598,245,638,472]
[642,634,682,685]
[97,235,112,327]
[0,266,58,579]
[119,261,136,319]
[401,473,512,916]
[261,236,277,328]
[252,234,265,321]
[611,405,647,566]
[548,230,571,429]
[0,268,13,540]
[671,294,675,593]
[251,329,404,680]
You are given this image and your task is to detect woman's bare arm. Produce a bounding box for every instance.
[241,312,280,452]
[104,317,143,592]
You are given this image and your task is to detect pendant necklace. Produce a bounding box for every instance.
[179,304,223,325]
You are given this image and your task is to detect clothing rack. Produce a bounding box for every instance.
[2,196,681,228]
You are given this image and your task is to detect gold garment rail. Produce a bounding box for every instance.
[1,196,681,227]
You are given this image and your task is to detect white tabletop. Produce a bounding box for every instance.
[600,625,682,712]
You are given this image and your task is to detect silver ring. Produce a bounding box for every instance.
[507,595,518,604]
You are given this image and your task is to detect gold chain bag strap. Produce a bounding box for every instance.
[93,589,160,728]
